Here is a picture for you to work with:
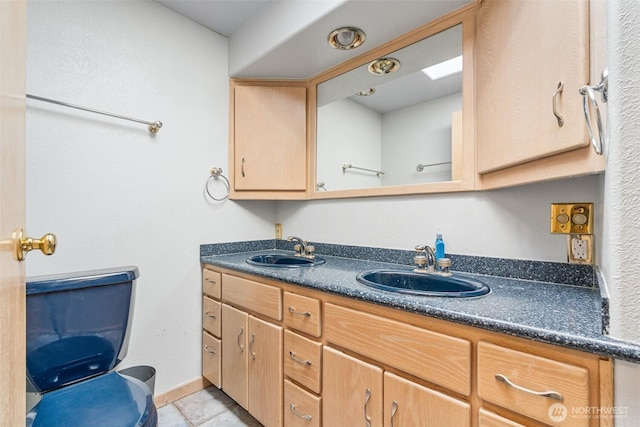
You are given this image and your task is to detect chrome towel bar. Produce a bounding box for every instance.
[27,94,163,134]
[342,163,384,177]
[579,68,608,155]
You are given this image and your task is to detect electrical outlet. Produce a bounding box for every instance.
[275,223,282,240]
[568,235,594,264]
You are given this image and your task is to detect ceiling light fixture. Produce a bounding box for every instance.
[368,58,400,75]
[328,27,366,50]
[356,88,376,96]
[421,55,463,80]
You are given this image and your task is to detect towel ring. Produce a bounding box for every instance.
[205,167,230,201]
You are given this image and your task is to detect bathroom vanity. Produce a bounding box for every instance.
[200,243,637,427]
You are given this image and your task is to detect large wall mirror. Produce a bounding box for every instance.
[310,6,477,199]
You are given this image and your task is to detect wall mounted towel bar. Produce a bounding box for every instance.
[342,163,384,177]
[26,94,163,134]
[416,161,451,172]
[579,68,608,155]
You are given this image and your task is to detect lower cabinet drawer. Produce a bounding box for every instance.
[478,408,528,427]
[324,303,471,396]
[477,341,589,427]
[202,268,221,299]
[202,331,221,388]
[284,330,322,394]
[222,274,282,321]
[284,292,322,337]
[284,379,321,427]
[203,296,221,337]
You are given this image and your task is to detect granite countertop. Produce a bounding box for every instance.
[200,241,640,363]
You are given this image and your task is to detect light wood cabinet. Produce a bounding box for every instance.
[221,303,249,408]
[202,331,221,388]
[322,346,383,427]
[229,81,308,199]
[202,266,613,427]
[476,0,605,189]
[478,408,528,427]
[284,379,321,427]
[248,316,283,427]
[221,303,283,426]
[384,372,471,427]
[478,341,590,427]
[284,292,322,337]
[323,346,470,427]
[324,303,471,396]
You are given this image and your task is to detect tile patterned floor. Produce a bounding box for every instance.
[157,386,262,426]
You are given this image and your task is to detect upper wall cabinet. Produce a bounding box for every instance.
[229,81,308,200]
[310,4,478,199]
[476,0,606,189]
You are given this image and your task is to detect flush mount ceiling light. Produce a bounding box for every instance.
[421,55,463,80]
[328,27,366,50]
[368,58,400,75]
[356,88,376,96]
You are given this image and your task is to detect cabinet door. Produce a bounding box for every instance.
[384,372,470,427]
[476,0,589,173]
[221,304,248,409]
[234,85,306,191]
[323,346,383,427]
[248,316,283,427]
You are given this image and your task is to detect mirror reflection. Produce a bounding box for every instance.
[316,24,463,192]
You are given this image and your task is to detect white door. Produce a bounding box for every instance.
[1,0,27,423]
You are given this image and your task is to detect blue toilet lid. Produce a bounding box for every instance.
[27,372,157,427]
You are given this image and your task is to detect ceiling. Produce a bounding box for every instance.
[154,0,471,79]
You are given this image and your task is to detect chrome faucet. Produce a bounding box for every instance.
[287,236,315,258]
[414,244,436,273]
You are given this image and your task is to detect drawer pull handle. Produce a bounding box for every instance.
[249,333,256,360]
[289,351,312,366]
[288,307,311,317]
[204,344,217,354]
[364,388,372,427]
[205,279,217,284]
[289,403,312,421]
[390,401,398,427]
[204,311,217,319]
[495,374,564,401]
[237,327,244,352]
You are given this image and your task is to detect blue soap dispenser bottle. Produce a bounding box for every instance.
[435,233,445,261]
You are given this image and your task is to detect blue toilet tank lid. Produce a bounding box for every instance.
[27,266,139,295]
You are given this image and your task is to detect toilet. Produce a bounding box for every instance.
[25,266,157,427]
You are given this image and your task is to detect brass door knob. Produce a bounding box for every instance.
[15,228,57,261]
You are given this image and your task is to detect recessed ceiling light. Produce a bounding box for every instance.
[368,58,400,75]
[421,55,463,80]
[356,88,376,96]
[328,27,366,50]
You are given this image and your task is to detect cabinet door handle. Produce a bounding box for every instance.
[204,311,217,319]
[205,278,217,284]
[552,81,565,127]
[495,374,563,401]
[237,327,244,352]
[364,388,372,427]
[288,306,311,317]
[289,403,313,421]
[204,344,217,354]
[241,157,246,177]
[390,400,398,427]
[289,351,312,366]
[249,332,256,360]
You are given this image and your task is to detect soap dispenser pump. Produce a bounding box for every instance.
[435,233,445,261]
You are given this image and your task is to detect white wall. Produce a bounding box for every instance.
[317,98,382,190]
[278,174,603,262]
[26,0,275,395]
[602,0,640,424]
[382,93,460,186]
